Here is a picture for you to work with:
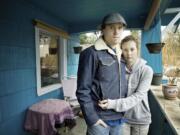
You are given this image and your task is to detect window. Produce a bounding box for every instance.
[35,27,67,96]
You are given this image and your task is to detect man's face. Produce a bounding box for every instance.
[102,23,124,47]
[121,40,138,66]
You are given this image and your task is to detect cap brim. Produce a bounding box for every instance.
[97,22,127,30]
[105,21,127,27]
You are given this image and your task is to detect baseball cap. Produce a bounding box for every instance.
[99,13,127,29]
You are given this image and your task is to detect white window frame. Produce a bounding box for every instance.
[35,27,67,96]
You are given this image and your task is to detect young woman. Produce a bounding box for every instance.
[99,35,153,135]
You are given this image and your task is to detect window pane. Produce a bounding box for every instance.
[39,31,60,87]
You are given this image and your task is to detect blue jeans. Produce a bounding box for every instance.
[87,124,122,135]
[122,123,149,135]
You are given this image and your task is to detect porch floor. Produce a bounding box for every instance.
[58,117,87,135]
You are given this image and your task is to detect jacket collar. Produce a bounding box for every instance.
[94,37,122,61]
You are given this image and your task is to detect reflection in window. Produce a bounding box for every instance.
[39,31,60,87]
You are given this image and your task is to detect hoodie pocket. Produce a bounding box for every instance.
[141,100,150,113]
[125,100,151,121]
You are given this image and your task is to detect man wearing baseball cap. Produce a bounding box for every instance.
[76,13,127,135]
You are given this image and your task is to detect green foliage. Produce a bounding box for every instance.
[79,33,98,44]
[130,30,141,44]
[131,30,139,39]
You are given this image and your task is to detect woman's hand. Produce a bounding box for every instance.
[98,99,109,109]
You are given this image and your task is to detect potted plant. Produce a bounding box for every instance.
[49,48,57,54]
[162,67,180,100]
[73,46,83,54]
[146,43,165,54]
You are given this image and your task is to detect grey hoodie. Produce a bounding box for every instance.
[107,58,153,125]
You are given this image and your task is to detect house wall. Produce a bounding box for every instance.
[0,0,68,134]
[67,34,80,76]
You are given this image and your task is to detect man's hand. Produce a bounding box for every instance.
[98,99,108,109]
[94,119,108,128]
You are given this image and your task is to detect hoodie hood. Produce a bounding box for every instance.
[130,58,147,73]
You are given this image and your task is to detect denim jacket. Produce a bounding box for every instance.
[76,38,127,126]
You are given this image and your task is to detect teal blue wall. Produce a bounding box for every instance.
[67,34,80,76]
[0,0,67,134]
[141,20,163,73]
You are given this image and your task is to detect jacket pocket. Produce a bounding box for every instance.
[98,57,116,80]
[99,57,116,66]
[97,57,117,99]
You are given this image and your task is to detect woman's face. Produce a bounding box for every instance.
[121,40,138,66]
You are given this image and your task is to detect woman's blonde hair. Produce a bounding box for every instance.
[121,35,139,50]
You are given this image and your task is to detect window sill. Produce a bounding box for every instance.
[37,83,62,96]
